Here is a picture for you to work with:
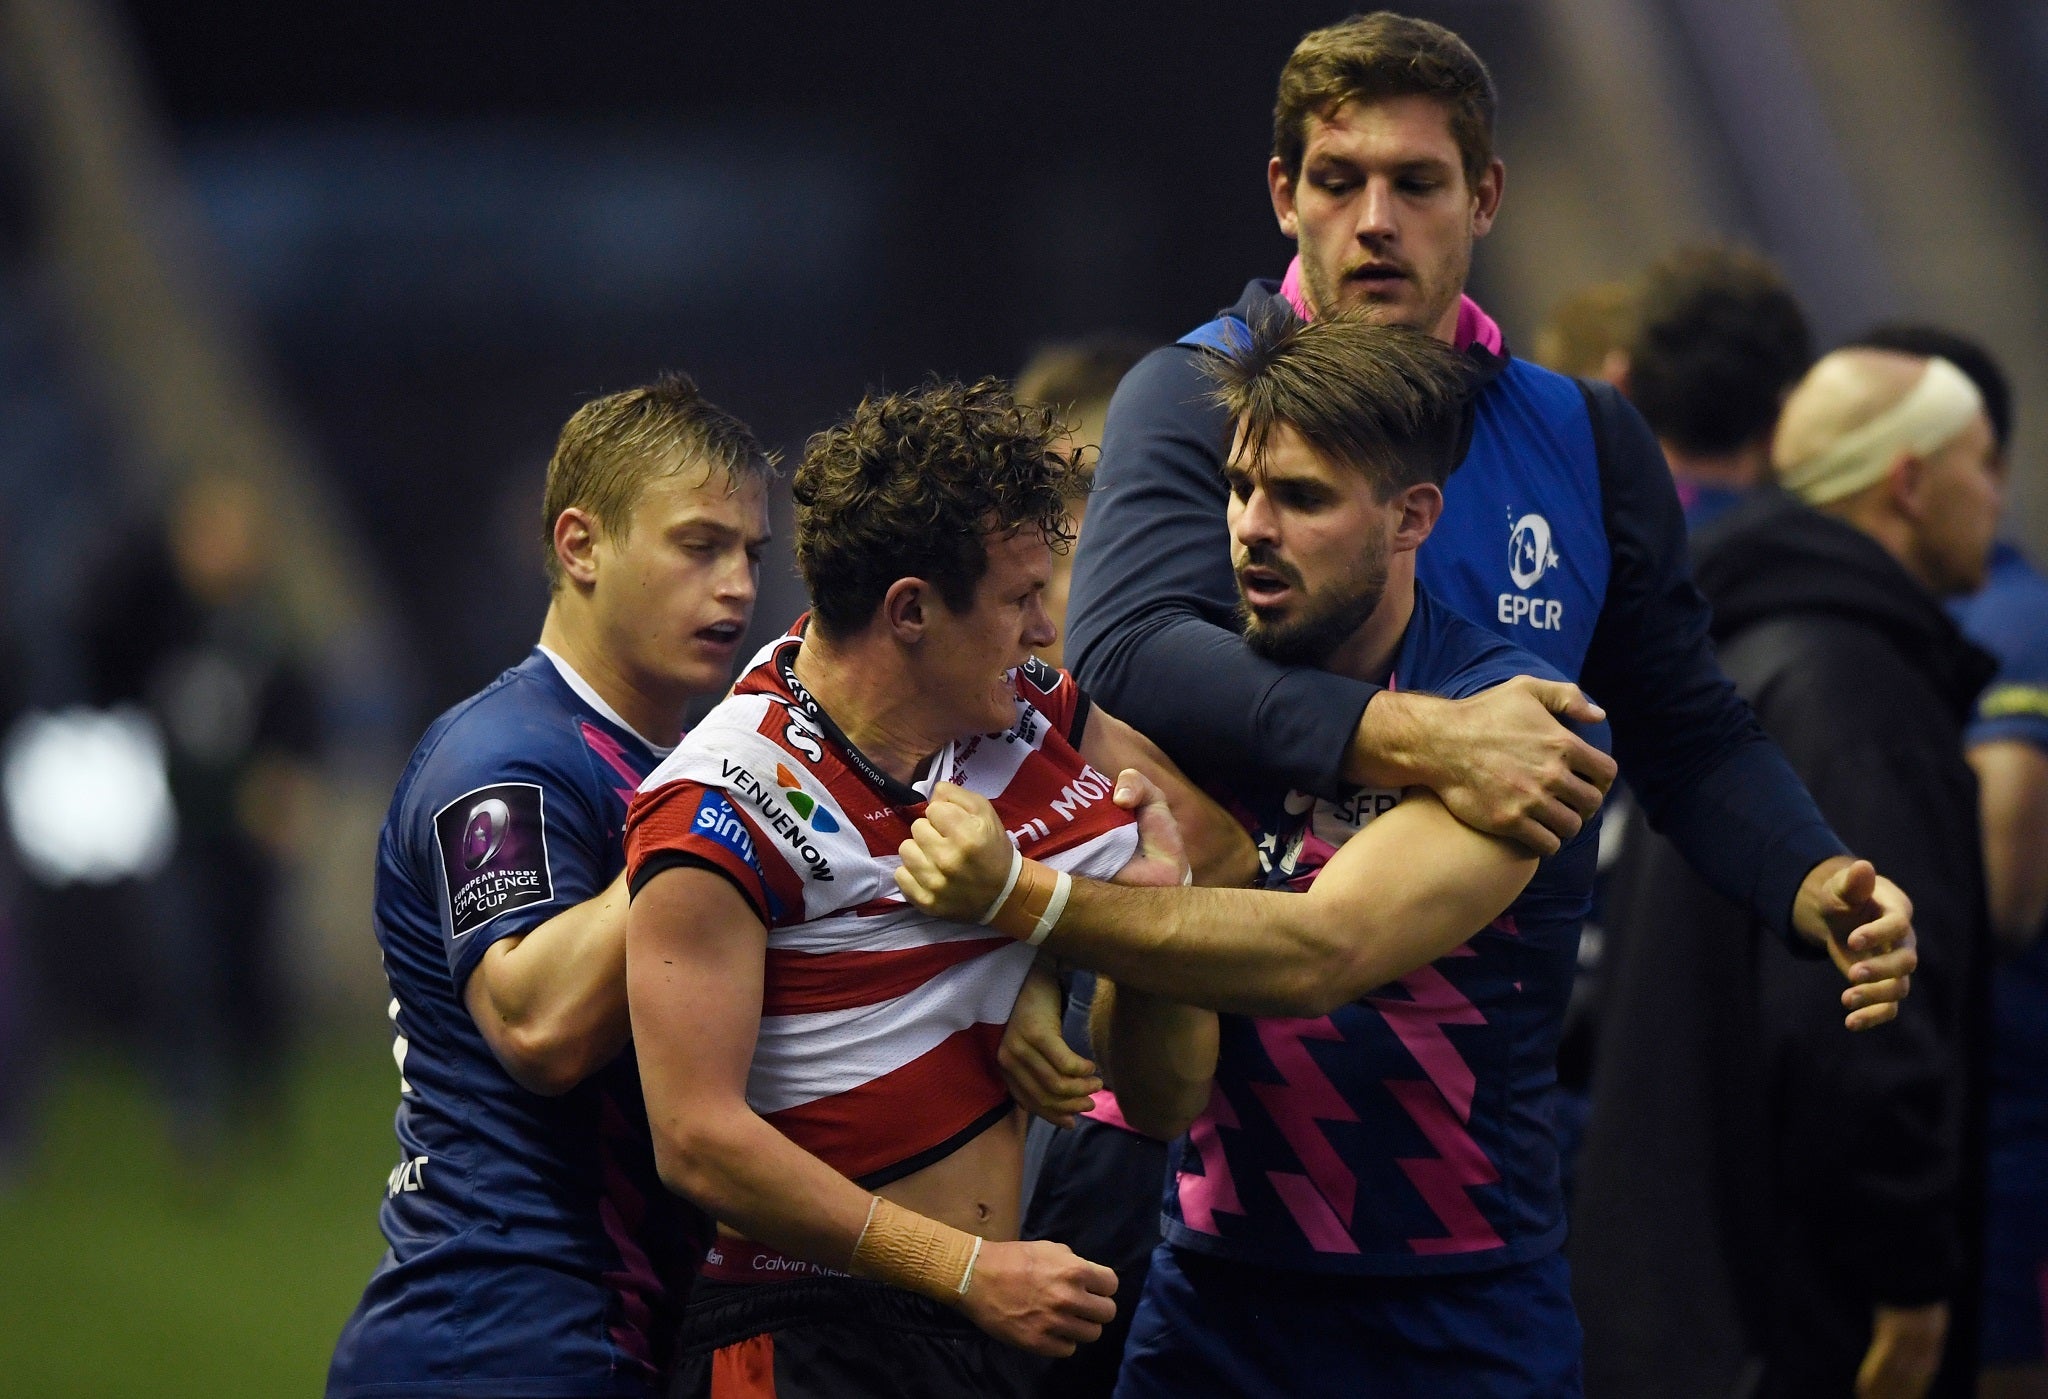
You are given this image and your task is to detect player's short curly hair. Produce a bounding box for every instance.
[793,378,1084,639]
[542,372,777,589]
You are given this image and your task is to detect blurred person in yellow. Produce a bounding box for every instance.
[1529,279,1634,384]
[1577,347,2001,1399]
[1015,336,1150,669]
[327,375,773,1399]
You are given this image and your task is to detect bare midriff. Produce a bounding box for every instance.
[712,1106,1026,1251]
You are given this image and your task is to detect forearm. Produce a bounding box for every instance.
[1047,881,1351,1016]
[1042,794,1529,1014]
[469,874,631,1093]
[1638,727,1844,941]
[1090,978,1216,1140]
[648,1098,877,1271]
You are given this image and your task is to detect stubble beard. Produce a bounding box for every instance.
[1240,545,1391,668]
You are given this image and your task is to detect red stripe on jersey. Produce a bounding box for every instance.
[992,757,1130,858]
[764,1022,1007,1183]
[625,779,805,923]
[762,936,1014,1017]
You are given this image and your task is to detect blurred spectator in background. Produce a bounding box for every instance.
[1529,278,1634,384]
[1853,326,2048,1399]
[1576,347,2000,1399]
[1015,335,1150,669]
[78,471,320,1164]
[1619,246,1813,533]
[1551,247,1815,1200]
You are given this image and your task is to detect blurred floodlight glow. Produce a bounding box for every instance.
[3,706,177,885]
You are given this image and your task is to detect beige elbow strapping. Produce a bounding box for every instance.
[846,1196,984,1303]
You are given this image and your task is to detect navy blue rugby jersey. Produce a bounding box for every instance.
[1160,587,1608,1276]
[328,648,709,1399]
[1952,541,2048,1146]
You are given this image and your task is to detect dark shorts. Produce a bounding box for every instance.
[1115,1243,1584,1399]
[1021,1116,1170,1399]
[1982,1144,2048,1365]
[667,1275,1031,1399]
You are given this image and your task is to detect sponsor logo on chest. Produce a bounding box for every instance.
[1497,508,1566,632]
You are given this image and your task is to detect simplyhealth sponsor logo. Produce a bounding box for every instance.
[719,758,836,882]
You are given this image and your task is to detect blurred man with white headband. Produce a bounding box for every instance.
[1576,347,2001,1399]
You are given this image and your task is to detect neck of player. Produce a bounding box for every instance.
[1324,555,1418,687]
[537,600,688,748]
[790,630,951,786]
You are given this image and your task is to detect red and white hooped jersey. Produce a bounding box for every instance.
[624,624,1138,1187]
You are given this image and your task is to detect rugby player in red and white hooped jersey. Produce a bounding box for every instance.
[622,378,1257,1397]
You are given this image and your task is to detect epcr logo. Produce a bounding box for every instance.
[1508,512,1559,591]
[461,797,511,870]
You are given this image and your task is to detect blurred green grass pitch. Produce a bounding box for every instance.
[0,1031,397,1397]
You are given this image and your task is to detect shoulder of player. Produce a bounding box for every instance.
[399,667,602,822]
[636,694,815,815]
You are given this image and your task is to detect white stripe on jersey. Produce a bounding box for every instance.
[747,940,1036,1114]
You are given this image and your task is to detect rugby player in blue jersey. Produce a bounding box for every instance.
[1027,16,1920,1391]
[326,376,774,1399]
[896,316,1923,1396]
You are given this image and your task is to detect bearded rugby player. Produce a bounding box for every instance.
[901,316,1922,1398]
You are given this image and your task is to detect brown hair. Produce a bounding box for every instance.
[1207,315,1475,494]
[793,378,1084,638]
[1273,12,1497,188]
[541,373,777,588]
[1015,334,1152,502]
[1628,246,1811,455]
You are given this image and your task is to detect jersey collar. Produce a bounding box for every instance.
[771,627,929,810]
[534,645,675,758]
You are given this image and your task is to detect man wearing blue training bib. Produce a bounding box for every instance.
[1029,12,1923,1395]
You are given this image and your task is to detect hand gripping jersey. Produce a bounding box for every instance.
[624,625,1138,1187]
[328,649,709,1399]
[1161,588,1608,1276]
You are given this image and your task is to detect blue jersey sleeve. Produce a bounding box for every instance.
[1959,578,2048,752]
[409,731,612,989]
[1575,384,1845,938]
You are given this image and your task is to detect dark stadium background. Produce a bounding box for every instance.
[0,2,2043,1392]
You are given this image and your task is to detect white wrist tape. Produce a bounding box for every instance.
[957,1235,984,1296]
[1024,870,1072,947]
[977,847,1025,927]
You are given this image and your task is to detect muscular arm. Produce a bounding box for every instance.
[1967,738,2048,951]
[1089,978,1217,1141]
[903,785,1536,1018]
[627,867,877,1264]
[464,872,630,1097]
[1080,706,1257,889]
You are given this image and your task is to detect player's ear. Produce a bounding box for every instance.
[1391,483,1444,553]
[882,577,930,642]
[1268,156,1300,239]
[554,508,602,587]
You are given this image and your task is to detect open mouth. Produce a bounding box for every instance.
[1345,262,1410,292]
[696,620,745,648]
[1237,566,1295,609]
